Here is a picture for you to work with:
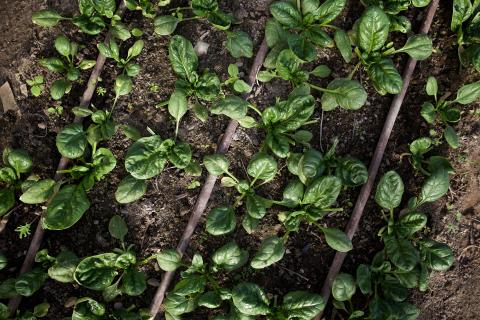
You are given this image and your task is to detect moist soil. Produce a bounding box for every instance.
[1,0,479,319]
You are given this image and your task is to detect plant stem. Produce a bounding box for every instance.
[348,62,362,80]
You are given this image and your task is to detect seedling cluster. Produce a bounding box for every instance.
[0,0,478,319]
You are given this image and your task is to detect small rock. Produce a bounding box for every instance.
[37,123,46,129]
[20,84,28,97]
[194,40,210,56]
[64,297,77,308]
[148,278,160,287]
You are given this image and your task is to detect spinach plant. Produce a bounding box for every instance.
[360,0,432,33]
[0,302,50,320]
[420,77,480,148]
[26,75,45,97]
[126,0,171,18]
[154,0,253,58]
[0,148,57,218]
[156,241,325,320]
[72,297,150,320]
[405,137,453,176]
[338,6,432,95]
[39,35,96,100]
[32,0,131,39]
[41,107,121,230]
[330,170,454,320]
[259,58,367,112]
[36,216,156,302]
[265,0,347,63]
[451,0,480,72]
[273,143,368,253]
[203,152,277,235]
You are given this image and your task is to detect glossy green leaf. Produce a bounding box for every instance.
[50,79,72,100]
[454,81,480,104]
[7,149,33,174]
[20,179,55,204]
[375,171,404,210]
[334,29,352,63]
[322,228,353,252]
[251,236,285,269]
[321,78,367,110]
[302,176,342,208]
[384,234,419,271]
[231,282,270,316]
[270,1,302,28]
[169,35,198,82]
[32,9,64,27]
[108,215,128,242]
[121,268,146,296]
[206,205,236,236]
[367,58,403,95]
[332,273,356,301]
[395,34,432,60]
[203,154,230,175]
[212,242,249,271]
[15,268,47,297]
[247,153,277,182]
[420,239,454,271]
[211,96,249,120]
[444,126,459,148]
[227,31,253,58]
[357,6,390,53]
[125,136,172,179]
[56,123,87,159]
[281,291,325,319]
[74,253,119,290]
[157,249,182,272]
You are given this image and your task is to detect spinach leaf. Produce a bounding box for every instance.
[250,236,285,269]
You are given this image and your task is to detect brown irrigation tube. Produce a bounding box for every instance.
[149,38,269,318]
[7,3,126,315]
[315,1,440,318]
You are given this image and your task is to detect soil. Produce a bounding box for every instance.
[0,0,479,319]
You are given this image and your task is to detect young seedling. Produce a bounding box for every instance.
[26,75,45,97]
[330,170,454,320]
[97,38,144,80]
[420,76,480,148]
[156,241,325,319]
[203,152,278,235]
[265,0,347,63]
[451,0,480,72]
[360,0,432,33]
[35,215,158,304]
[337,6,433,95]
[72,297,150,319]
[39,35,96,100]
[126,0,171,18]
[32,1,131,40]
[154,0,253,58]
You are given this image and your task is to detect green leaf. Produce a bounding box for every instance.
[50,79,72,100]
[420,239,454,271]
[321,78,367,110]
[78,59,96,70]
[395,34,432,60]
[0,188,14,217]
[334,29,352,63]
[48,250,79,283]
[451,0,473,31]
[227,31,253,58]
[247,153,277,182]
[332,273,356,301]
[242,215,260,234]
[33,302,50,317]
[19,179,55,204]
[418,169,449,204]
[211,96,249,120]
[91,148,116,180]
[0,253,6,271]
[270,1,302,28]
[108,215,128,242]
[121,268,146,296]
[231,283,270,316]
[192,0,218,16]
[246,194,269,219]
[115,74,133,97]
[375,171,404,210]
[281,179,304,208]
[115,175,147,204]
[212,242,249,271]
[425,76,438,98]
[72,298,106,320]
[410,137,432,155]
[265,18,287,48]
[444,126,459,148]
[7,149,33,174]
[367,58,403,95]
[206,205,236,236]
[54,35,71,57]
[157,249,182,272]
[198,291,222,309]
[302,176,342,208]
[56,123,87,159]
[310,65,331,78]
[335,157,368,187]
[125,136,172,179]
[233,80,252,93]
[168,142,192,169]
[43,184,90,230]
[127,40,144,60]
[356,264,372,294]
[168,90,188,133]
[169,35,198,82]
[203,154,230,175]
[357,6,390,53]
[314,0,347,25]
[72,15,106,35]
[288,33,317,62]
[32,9,65,27]
[111,22,131,41]
[322,228,353,252]
[93,0,116,18]
[250,236,285,269]
[39,57,65,73]
[74,253,119,290]
[281,291,325,319]
[397,212,428,237]
[420,102,436,124]
[15,268,47,297]
[454,81,480,104]
[0,167,16,184]
[154,15,179,36]
[384,235,419,271]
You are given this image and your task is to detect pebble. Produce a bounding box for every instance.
[148,278,160,287]
[19,84,28,97]
[64,297,77,308]
[194,40,210,56]
[37,123,46,129]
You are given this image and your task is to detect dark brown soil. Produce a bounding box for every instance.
[0,0,479,319]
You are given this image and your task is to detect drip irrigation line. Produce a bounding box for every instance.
[314,1,440,318]
[7,2,126,315]
[148,38,269,318]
